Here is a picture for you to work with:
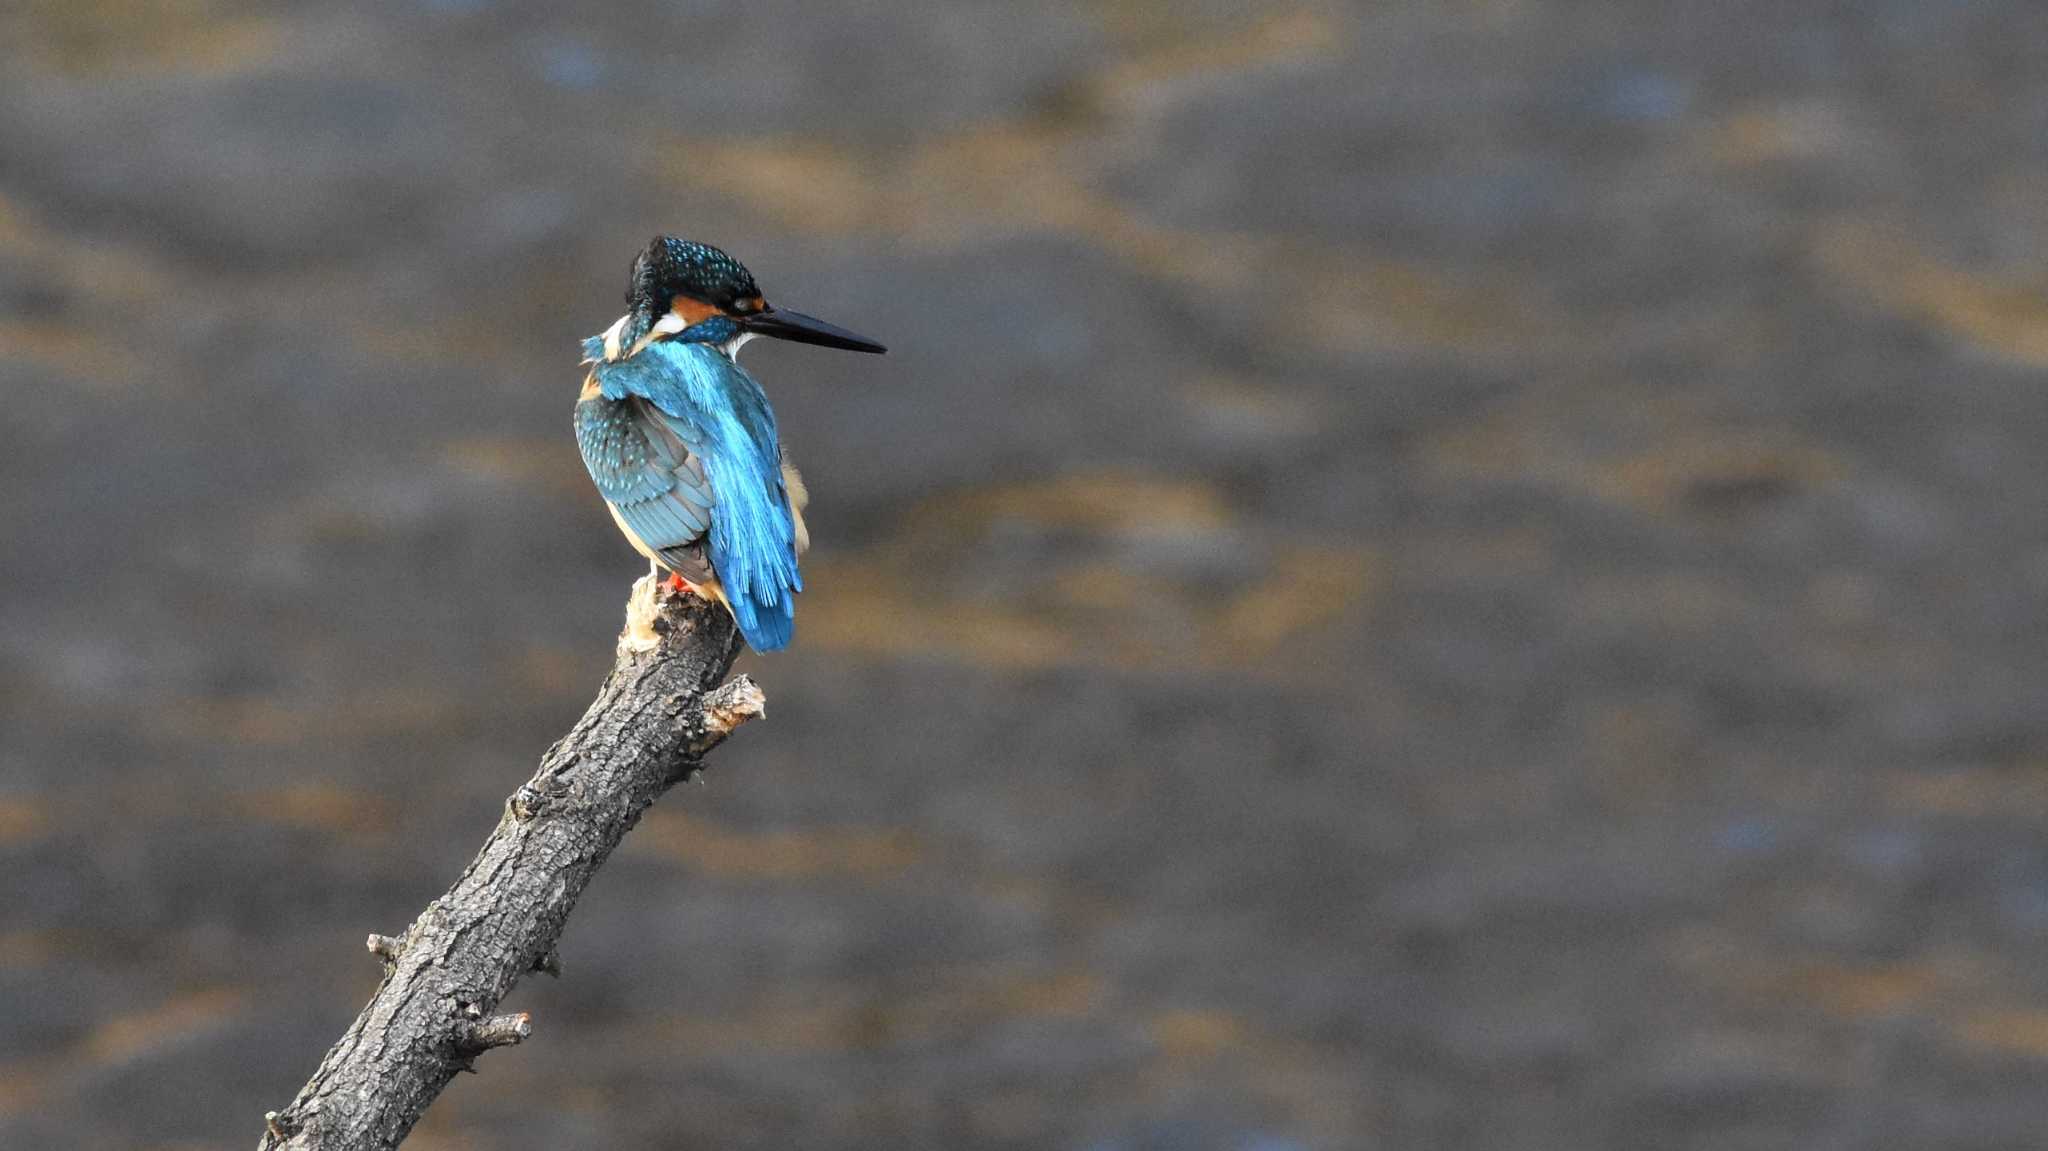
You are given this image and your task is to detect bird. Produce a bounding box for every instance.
[574,235,885,652]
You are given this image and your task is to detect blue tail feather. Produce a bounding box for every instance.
[728,590,795,652]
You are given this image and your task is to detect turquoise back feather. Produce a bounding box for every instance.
[586,334,800,651]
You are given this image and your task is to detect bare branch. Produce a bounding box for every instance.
[258,577,755,1149]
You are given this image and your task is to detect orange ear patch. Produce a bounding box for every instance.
[669,296,721,327]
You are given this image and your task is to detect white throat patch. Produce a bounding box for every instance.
[724,330,761,360]
[599,314,629,361]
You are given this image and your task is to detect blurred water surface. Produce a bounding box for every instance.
[4,2,2048,1148]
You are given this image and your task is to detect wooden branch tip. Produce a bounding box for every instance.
[619,572,665,653]
[699,676,766,741]
[454,1012,532,1052]
[365,933,403,963]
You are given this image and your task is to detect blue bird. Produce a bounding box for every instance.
[576,236,885,651]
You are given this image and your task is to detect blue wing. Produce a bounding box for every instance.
[574,394,718,584]
[580,340,801,652]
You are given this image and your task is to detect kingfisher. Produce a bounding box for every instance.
[575,236,885,652]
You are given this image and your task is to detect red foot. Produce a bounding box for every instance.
[665,572,694,597]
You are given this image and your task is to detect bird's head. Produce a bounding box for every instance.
[616,235,886,358]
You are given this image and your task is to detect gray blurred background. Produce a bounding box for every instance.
[4,2,2048,1148]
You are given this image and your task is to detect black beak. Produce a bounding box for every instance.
[743,306,887,354]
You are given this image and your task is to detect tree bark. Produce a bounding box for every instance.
[258,578,764,1150]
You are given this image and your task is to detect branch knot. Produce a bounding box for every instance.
[453,1011,532,1054]
[365,933,404,966]
[690,676,766,753]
